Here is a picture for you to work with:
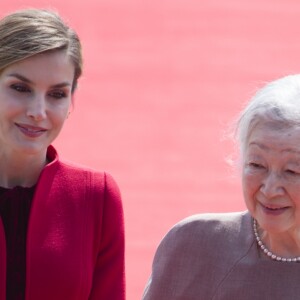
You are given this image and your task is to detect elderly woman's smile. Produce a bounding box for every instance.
[242,121,300,254]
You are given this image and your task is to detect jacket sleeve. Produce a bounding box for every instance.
[88,172,125,300]
[142,213,251,300]
[142,221,194,300]
[142,215,220,300]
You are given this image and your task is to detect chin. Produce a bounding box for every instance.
[258,218,290,234]
[13,142,48,156]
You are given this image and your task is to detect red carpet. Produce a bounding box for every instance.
[3,1,300,299]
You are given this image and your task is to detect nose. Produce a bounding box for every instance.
[26,94,47,121]
[260,172,285,198]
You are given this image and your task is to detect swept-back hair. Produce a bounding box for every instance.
[0,8,83,92]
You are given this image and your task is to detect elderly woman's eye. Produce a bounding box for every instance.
[286,169,299,175]
[249,162,263,168]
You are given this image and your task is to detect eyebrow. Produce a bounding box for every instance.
[249,142,300,155]
[249,142,268,151]
[7,73,72,88]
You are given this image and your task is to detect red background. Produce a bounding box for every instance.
[2,1,300,299]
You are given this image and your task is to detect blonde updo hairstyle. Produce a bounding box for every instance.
[235,74,300,163]
[0,8,82,92]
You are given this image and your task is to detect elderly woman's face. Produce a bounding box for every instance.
[242,121,300,234]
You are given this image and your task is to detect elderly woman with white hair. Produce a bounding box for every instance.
[142,74,300,300]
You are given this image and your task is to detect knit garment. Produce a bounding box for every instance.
[0,186,35,300]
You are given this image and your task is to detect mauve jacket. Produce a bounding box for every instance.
[143,211,300,300]
[0,145,125,300]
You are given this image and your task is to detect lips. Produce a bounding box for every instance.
[261,203,290,215]
[15,123,47,138]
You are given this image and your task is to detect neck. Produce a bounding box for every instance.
[254,219,300,260]
[0,148,47,188]
[262,231,300,257]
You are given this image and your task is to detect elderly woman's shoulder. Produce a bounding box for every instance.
[158,211,251,253]
[173,211,249,232]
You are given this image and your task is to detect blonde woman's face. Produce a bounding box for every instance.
[242,121,300,235]
[0,51,74,156]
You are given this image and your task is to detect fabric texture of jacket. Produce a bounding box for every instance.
[0,145,125,300]
[143,211,300,300]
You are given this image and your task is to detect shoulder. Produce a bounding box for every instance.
[153,211,253,269]
[58,160,121,201]
[173,211,248,229]
[58,158,102,177]
[44,146,121,201]
[162,211,250,247]
[143,212,253,299]
[46,145,111,179]
[56,157,120,191]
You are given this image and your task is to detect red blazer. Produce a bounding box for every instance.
[0,146,125,300]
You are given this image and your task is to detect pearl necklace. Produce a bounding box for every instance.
[253,219,300,262]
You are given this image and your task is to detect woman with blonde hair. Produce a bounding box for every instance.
[0,8,125,300]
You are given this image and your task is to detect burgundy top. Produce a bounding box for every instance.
[0,186,35,300]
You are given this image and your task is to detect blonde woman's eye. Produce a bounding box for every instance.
[49,90,67,99]
[11,84,31,93]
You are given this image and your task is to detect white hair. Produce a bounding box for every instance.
[236,74,300,159]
